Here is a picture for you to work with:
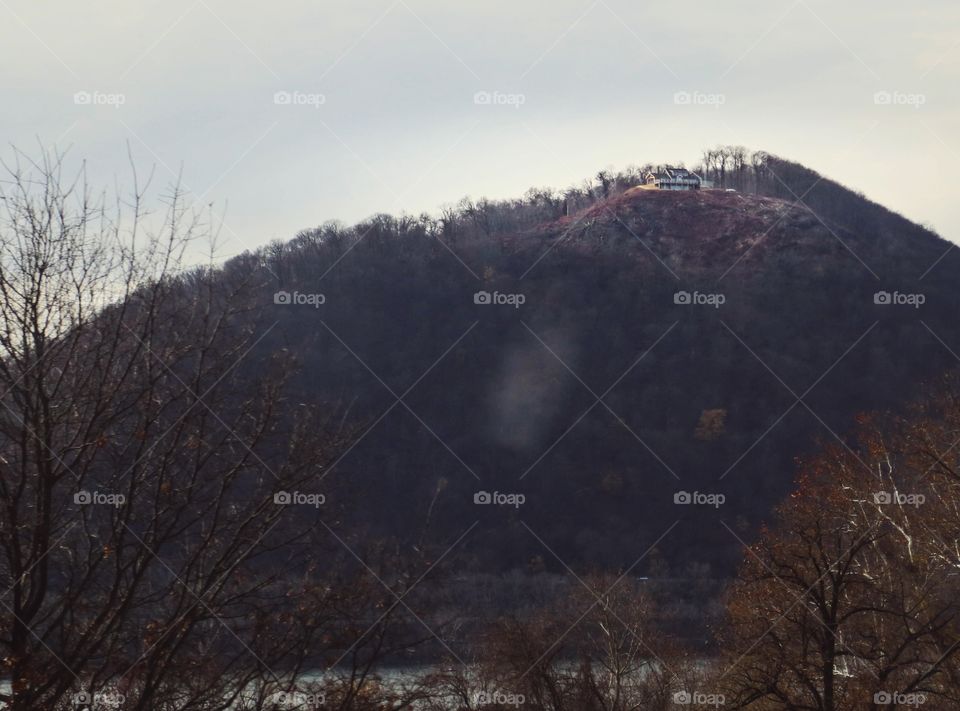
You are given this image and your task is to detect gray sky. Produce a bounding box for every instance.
[3,0,959,262]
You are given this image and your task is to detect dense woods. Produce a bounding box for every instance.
[244,145,960,580]
[0,146,958,709]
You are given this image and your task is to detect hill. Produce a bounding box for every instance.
[222,151,960,579]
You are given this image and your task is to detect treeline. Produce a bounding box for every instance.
[263,143,939,277]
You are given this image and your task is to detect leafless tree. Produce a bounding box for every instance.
[720,402,960,710]
[0,146,423,710]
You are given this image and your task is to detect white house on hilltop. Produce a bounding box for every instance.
[643,166,711,190]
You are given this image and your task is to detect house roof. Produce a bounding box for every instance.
[647,165,699,181]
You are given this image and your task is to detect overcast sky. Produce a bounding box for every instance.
[3,0,959,262]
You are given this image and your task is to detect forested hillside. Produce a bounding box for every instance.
[220,149,960,577]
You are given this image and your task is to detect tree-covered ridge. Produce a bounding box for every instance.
[222,149,959,580]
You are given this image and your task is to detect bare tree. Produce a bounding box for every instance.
[720,402,960,710]
[0,147,371,710]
